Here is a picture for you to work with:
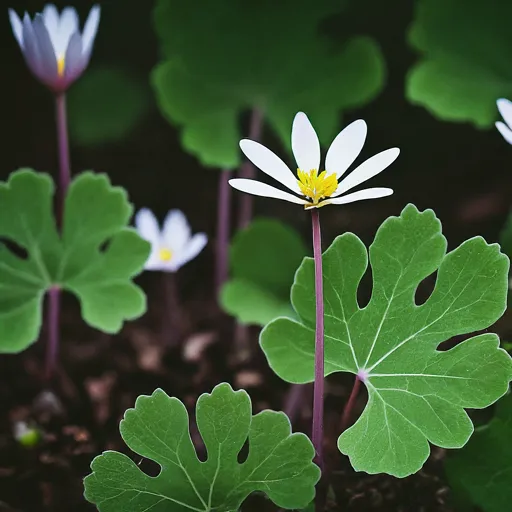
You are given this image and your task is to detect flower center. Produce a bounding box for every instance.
[297,169,338,206]
[57,56,65,77]
[159,248,173,262]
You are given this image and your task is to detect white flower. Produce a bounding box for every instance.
[229,112,399,209]
[8,4,100,92]
[135,209,207,272]
[496,99,512,145]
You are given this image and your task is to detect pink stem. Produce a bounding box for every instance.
[215,170,232,298]
[237,108,263,230]
[44,93,71,381]
[341,375,361,432]
[311,209,324,470]
[44,286,61,381]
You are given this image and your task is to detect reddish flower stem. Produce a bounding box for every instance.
[237,108,263,230]
[311,209,324,470]
[215,169,232,298]
[44,93,71,381]
[55,93,71,223]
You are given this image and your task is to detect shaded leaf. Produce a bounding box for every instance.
[445,393,512,512]
[261,204,512,476]
[220,218,307,325]
[68,67,151,146]
[0,170,150,352]
[84,383,320,511]
[407,0,512,127]
[152,0,385,168]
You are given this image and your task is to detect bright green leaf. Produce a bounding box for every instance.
[68,67,151,146]
[220,218,307,326]
[407,0,512,127]
[445,393,512,512]
[0,170,150,352]
[152,0,385,168]
[261,204,512,477]
[83,383,320,511]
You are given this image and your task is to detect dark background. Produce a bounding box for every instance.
[0,0,511,510]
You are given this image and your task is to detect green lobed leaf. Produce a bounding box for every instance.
[151,0,385,169]
[261,204,512,477]
[68,67,151,146]
[0,170,150,352]
[445,393,512,512]
[407,0,512,127]
[83,383,320,511]
[220,218,308,325]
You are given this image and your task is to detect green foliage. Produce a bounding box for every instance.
[407,0,512,127]
[261,204,512,477]
[68,67,151,146]
[84,383,320,511]
[0,170,150,352]
[152,0,385,168]
[220,218,307,325]
[445,393,512,512]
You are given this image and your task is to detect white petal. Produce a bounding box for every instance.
[326,187,393,206]
[81,5,100,57]
[333,148,399,197]
[162,209,191,253]
[134,208,161,247]
[8,9,23,47]
[171,233,208,271]
[239,139,300,194]
[229,179,307,205]
[325,119,367,179]
[497,98,512,129]
[41,4,59,50]
[291,112,321,172]
[496,121,512,145]
[54,6,78,57]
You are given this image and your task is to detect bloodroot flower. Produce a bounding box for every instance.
[135,209,207,272]
[496,99,512,145]
[230,112,399,209]
[8,4,100,93]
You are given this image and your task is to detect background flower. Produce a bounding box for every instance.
[135,208,207,272]
[8,4,100,92]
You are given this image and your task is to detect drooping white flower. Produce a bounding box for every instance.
[496,99,512,145]
[8,4,100,92]
[135,209,207,272]
[229,112,399,209]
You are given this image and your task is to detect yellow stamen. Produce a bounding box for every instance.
[57,56,65,77]
[159,248,173,262]
[297,168,338,208]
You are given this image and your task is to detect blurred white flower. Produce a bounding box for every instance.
[496,99,512,145]
[229,112,399,209]
[135,208,207,272]
[8,4,100,92]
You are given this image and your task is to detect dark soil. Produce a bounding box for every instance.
[0,271,508,511]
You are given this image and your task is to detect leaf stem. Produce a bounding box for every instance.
[215,169,232,298]
[311,209,324,470]
[44,93,71,380]
[44,286,61,381]
[237,107,263,230]
[340,374,361,432]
